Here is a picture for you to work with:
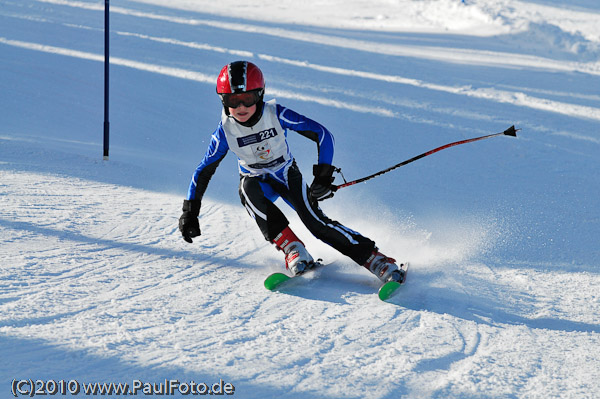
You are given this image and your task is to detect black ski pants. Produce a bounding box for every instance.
[238,162,375,265]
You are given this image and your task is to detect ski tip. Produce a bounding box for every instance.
[264,272,291,291]
[504,125,518,137]
[378,262,409,301]
[378,281,401,301]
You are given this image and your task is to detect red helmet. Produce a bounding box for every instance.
[216,61,265,94]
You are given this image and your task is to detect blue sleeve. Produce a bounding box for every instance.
[186,124,229,200]
[276,104,335,165]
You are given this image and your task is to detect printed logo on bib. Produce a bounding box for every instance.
[236,128,278,148]
[252,141,273,162]
[248,156,285,169]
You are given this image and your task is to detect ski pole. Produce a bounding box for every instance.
[333,125,518,191]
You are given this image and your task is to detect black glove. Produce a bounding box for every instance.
[179,199,201,243]
[309,164,336,202]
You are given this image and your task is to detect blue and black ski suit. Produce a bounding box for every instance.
[186,99,375,265]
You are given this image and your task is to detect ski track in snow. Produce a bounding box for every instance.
[1,0,600,398]
[3,33,600,125]
[3,0,600,127]
[2,167,599,398]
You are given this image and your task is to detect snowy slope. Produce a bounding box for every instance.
[1,0,599,398]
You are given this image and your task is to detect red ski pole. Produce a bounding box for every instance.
[334,125,518,191]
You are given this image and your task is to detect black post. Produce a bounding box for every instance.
[103,0,110,160]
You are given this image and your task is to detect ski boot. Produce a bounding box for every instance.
[273,226,315,276]
[363,248,406,284]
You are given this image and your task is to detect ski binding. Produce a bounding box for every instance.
[264,260,324,291]
[378,262,409,301]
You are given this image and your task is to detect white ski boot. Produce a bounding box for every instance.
[273,226,315,276]
[363,249,406,283]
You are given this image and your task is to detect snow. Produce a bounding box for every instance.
[1,0,599,397]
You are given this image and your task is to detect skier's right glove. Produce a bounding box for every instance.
[179,199,201,243]
[309,164,336,202]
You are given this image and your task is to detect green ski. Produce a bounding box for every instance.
[264,260,325,291]
[378,262,409,301]
[265,261,409,300]
[264,272,293,290]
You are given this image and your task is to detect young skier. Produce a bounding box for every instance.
[178,61,405,284]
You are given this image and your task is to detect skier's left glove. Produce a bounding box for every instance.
[179,199,201,243]
[309,164,336,202]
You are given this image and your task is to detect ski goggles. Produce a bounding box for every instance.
[219,90,262,108]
